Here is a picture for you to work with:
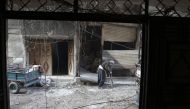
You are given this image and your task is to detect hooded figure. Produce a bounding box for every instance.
[97,65,106,88]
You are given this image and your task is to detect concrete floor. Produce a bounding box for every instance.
[9,76,139,109]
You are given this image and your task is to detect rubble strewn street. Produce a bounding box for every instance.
[10,77,139,109]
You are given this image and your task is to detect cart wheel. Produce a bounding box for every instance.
[9,82,20,94]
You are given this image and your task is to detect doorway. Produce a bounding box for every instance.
[52,41,68,75]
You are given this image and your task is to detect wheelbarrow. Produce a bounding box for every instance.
[7,65,43,94]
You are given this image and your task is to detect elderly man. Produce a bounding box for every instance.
[97,60,115,88]
[102,60,114,87]
[102,60,114,75]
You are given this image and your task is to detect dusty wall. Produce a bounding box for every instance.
[7,20,26,67]
[21,20,75,40]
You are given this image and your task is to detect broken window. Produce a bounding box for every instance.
[103,41,136,50]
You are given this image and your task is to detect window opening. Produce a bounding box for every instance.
[7,20,142,109]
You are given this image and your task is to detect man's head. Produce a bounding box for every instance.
[109,60,115,65]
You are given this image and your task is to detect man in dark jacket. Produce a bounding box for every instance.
[97,65,106,88]
[97,60,115,88]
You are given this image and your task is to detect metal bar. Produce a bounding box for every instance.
[5,11,145,23]
[0,0,10,108]
[138,1,149,109]
[35,0,47,12]
[140,1,149,109]
[53,4,62,12]
[74,0,78,13]
[145,0,149,18]
[18,0,31,11]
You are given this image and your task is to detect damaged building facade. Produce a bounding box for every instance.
[1,0,190,109]
[8,20,141,77]
[8,20,76,76]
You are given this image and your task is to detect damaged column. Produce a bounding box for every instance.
[73,22,81,79]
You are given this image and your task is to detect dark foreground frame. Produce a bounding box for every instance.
[0,0,167,109]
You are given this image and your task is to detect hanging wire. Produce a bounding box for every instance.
[82,28,134,50]
[55,39,60,87]
[43,21,48,109]
[70,21,135,50]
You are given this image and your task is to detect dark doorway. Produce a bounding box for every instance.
[80,26,102,73]
[52,41,68,75]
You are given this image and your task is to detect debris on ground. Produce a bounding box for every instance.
[10,78,139,109]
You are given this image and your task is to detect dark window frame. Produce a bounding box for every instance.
[103,41,136,50]
[0,0,149,109]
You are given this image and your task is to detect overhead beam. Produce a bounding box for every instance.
[5,11,145,23]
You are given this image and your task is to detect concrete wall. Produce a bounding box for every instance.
[21,20,75,40]
[7,20,26,67]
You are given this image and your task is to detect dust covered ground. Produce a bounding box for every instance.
[10,78,139,109]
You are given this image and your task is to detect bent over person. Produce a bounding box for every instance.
[102,60,115,87]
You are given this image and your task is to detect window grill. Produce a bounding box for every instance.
[149,0,190,17]
[78,0,145,15]
[7,0,145,15]
[7,0,74,12]
[6,0,190,17]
